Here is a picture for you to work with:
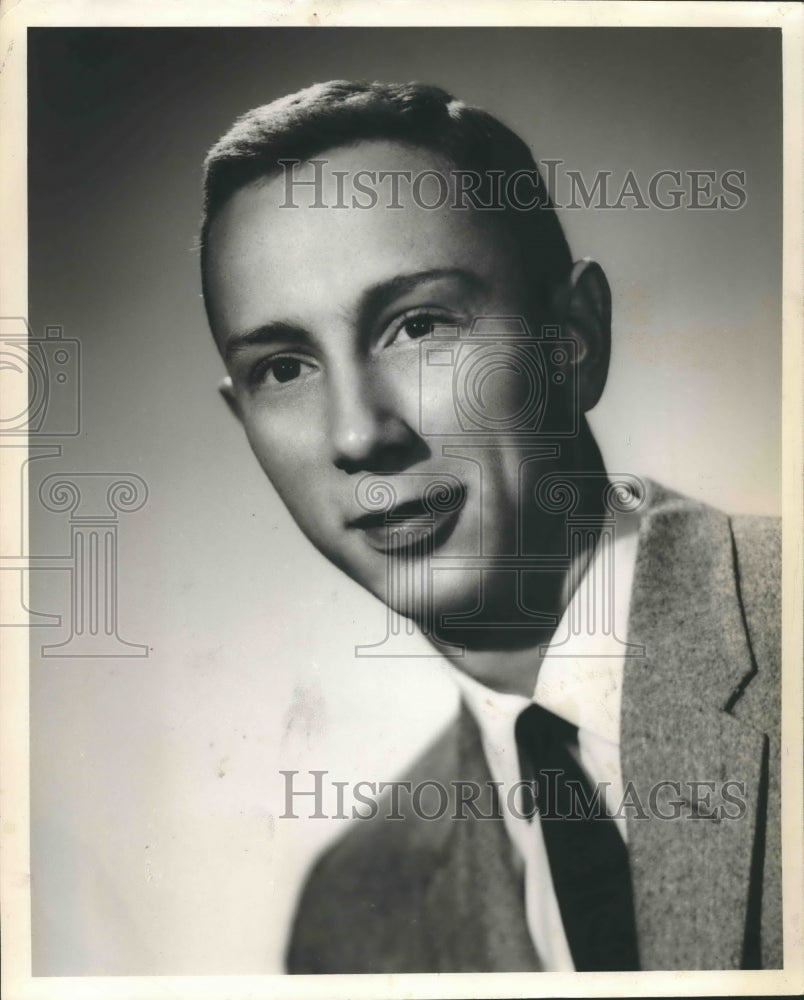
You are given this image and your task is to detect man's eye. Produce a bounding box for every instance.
[392,311,458,344]
[401,315,437,339]
[270,358,302,383]
[251,356,309,389]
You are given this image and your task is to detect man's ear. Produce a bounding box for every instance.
[218,375,241,421]
[552,259,611,412]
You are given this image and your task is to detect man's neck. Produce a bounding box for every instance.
[434,525,599,697]
[428,432,612,696]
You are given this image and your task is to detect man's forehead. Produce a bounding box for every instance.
[203,139,524,350]
[208,138,468,242]
[256,138,456,208]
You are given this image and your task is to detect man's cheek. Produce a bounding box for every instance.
[264,462,339,539]
[241,432,315,510]
[244,419,315,476]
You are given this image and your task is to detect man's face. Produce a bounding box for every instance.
[205,141,567,624]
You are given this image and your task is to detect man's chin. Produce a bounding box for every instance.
[367,569,481,630]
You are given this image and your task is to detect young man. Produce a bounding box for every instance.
[199,81,781,973]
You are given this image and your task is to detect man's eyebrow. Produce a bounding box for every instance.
[357,268,488,329]
[224,268,487,364]
[224,321,310,364]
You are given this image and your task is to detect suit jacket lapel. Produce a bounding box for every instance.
[621,483,765,970]
[424,706,542,972]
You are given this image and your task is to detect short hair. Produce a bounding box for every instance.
[200,80,573,317]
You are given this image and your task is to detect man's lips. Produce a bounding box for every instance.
[349,497,433,530]
[348,492,466,554]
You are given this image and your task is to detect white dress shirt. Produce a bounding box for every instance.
[448,508,642,971]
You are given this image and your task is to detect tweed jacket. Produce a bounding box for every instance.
[286,482,782,973]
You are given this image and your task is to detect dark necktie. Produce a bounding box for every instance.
[514,702,640,971]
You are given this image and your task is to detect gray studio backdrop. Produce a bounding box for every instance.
[25,27,781,974]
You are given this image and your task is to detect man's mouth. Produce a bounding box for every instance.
[348,490,466,555]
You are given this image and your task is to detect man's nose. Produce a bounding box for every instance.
[328,363,424,474]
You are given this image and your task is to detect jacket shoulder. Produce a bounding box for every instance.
[285,715,462,973]
[638,482,781,726]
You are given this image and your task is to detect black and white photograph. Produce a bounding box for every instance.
[1,3,802,998]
